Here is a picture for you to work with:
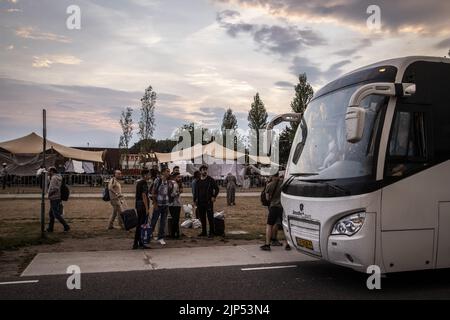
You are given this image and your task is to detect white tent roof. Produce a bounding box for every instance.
[0,133,104,163]
[154,141,272,165]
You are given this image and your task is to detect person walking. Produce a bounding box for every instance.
[108,170,125,230]
[133,169,150,250]
[191,171,200,219]
[46,167,70,233]
[169,173,183,239]
[224,172,237,206]
[1,163,7,190]
[194,165,219,238]
[150,167,172,245]
[260,173,283,251]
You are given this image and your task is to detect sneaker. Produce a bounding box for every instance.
[158,239,166,245]
[260,244,271,251]
[271,240,283,247]
[285,244,292,251]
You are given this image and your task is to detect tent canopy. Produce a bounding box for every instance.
[0,132,104,163]
[154,141,272,165]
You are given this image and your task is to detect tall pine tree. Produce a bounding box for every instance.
[138,85,157,165]
[119,107,134,169]
[279,73,314,165]
[248,93,268,158]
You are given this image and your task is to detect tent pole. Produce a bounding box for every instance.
[41,109,46,239]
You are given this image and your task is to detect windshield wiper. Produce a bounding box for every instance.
[290,173,319,177]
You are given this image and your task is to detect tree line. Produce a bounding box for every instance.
[119,73,314,168]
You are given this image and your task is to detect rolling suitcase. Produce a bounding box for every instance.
[214,217,225,236]
[120,209,138,231]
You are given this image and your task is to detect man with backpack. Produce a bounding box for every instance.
[108,170,125,230]
[47,167,70,233]
[150,167,172,245]
[260,173,283,251]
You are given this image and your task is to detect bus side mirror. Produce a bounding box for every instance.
[345,107,366,143]
[345,82,416,143]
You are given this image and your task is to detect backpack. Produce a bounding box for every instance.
[60,179,70,202]
[260,186,270,207]
[102,185,110,202]
[260,180,279,207]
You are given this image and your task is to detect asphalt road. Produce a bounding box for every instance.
[1,260,450,300]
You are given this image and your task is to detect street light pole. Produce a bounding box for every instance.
[40,109,47,238]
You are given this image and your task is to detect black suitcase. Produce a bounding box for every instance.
[214,218,225,236]
[120,209,138,231]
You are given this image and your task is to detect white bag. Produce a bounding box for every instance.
[181,219,193,229]
[183,204,193,214]
[214,211,225,220]
[192,219,202,229]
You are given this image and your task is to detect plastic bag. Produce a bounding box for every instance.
[214,211,225,220]
[181,219,193,229]
[192,219,202,229]
[141,219,152,245]
[183,204,193,214]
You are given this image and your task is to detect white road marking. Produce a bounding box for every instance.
[241,265,298,271]
[0,280,39,286]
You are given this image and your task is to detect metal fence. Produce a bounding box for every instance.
[1,173,267,189]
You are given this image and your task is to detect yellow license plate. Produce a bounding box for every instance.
[296,238,314,250]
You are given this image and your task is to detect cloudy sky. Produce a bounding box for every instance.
[0,0,449,147]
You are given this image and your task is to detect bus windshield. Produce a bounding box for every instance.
[288,84,388,180]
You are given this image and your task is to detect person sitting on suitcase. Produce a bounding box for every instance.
[150,167,172,246]
[133,169,151,250]
[194,165,219,238]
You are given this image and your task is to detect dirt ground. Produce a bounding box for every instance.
[0,185,264,194]
[0,196,282,278]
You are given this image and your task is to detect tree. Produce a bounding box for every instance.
[172,122,212,148]
[248,93,268,158]
[118,107,134,169]
[221,108,240,151]
[248,93,268,131]
[290,73,314,114]
[279,73,314,165]
[138,85,157,165]
[221,108,238,131]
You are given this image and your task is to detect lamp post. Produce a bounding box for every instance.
[40,109,47,238]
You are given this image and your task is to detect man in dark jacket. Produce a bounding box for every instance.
[194,165,219,238]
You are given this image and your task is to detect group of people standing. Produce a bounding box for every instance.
[108,165,220,250]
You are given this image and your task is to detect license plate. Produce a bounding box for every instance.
[296,238,314,250]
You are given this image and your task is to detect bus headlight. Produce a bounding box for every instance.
[331,212,366,236]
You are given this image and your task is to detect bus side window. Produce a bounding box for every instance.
[386,111,428,177]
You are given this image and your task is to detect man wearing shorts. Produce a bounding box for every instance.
[260,173,283,251]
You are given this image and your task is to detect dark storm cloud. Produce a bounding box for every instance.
[289,57,351,85]
[435,38,450,49]
[333,39,372,57]
[215,0,450,34]
[216,10,326,56]
[274,81,294,88]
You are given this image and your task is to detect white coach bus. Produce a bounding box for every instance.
[274,56,450,273]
